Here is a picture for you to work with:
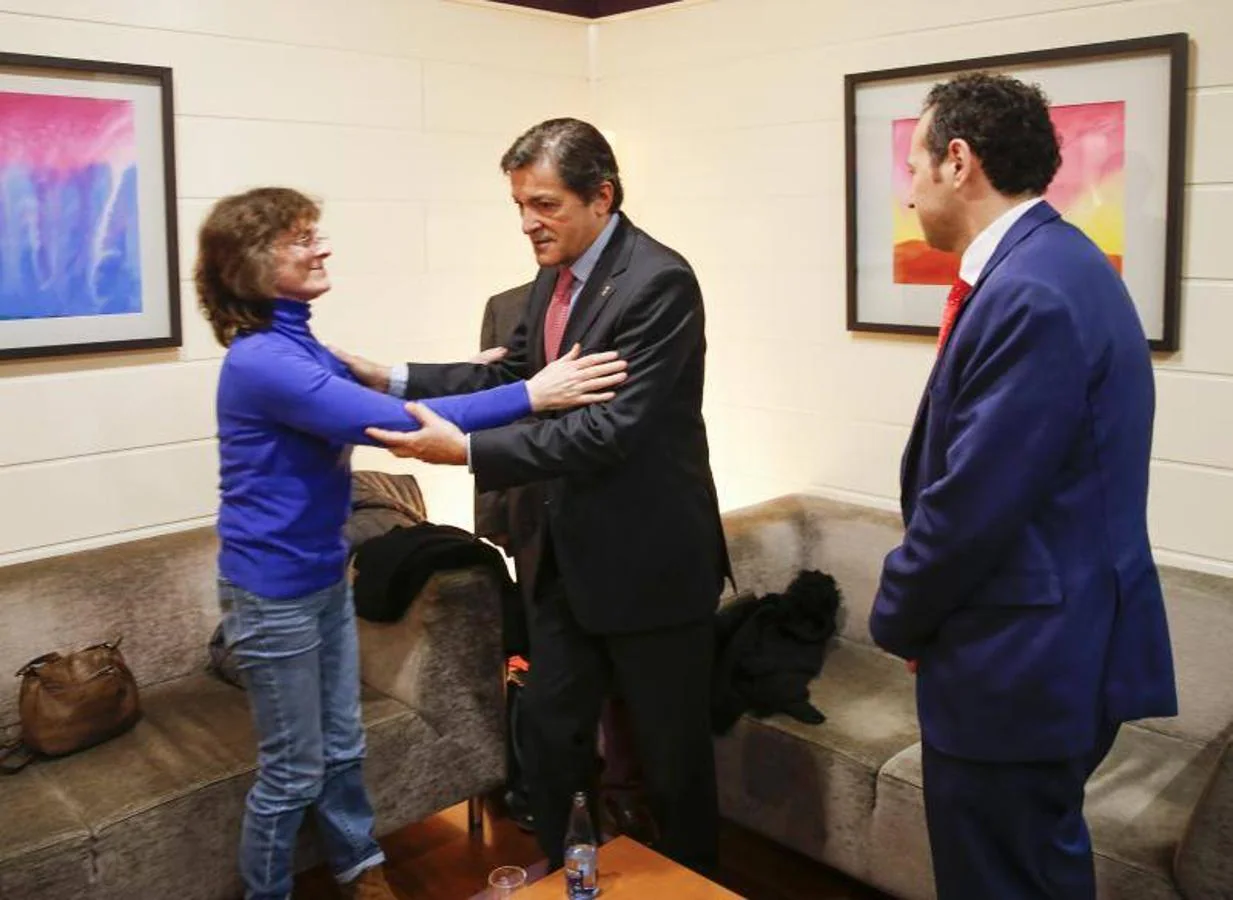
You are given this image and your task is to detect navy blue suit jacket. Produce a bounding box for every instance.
[870,201,1177,762]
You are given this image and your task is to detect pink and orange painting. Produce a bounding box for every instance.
[891,101,1126,285]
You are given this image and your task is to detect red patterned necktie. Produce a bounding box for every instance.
[543,267,576,363]
[936,278,972,354]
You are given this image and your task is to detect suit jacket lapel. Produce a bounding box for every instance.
[559,216,635,352]
[970,200,1059,294]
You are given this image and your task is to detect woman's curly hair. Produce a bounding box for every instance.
[923,72,1062,197]
[195,187,321,347]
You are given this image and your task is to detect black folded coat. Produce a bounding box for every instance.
[711,569,843,735]
[352,522,516,625]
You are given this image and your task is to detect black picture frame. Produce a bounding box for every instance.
[844,33,1188,352]
[0,51,181,361]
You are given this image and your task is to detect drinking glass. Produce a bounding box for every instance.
[488,865,528,898]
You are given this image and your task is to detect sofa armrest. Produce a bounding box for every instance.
[355,567,505,764]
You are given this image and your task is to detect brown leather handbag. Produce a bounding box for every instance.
[0,638,141,773]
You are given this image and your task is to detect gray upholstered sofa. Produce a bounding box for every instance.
[716,493,1233,900]
[0,518,506,898]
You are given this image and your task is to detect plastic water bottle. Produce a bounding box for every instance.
[563,791,599,899]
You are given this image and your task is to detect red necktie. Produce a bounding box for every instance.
[543,267,576,362]
[937,278,972,354]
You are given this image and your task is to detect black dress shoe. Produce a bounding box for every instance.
[503,787,536,833]
[601,787,659,846]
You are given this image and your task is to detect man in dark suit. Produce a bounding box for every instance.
[344,118,730,873]
[870,73,1177,900]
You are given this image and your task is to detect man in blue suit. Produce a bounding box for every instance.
[870,73,1177,900]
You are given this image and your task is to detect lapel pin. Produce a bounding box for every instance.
[600,283,614,298]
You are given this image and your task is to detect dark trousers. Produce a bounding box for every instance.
[922,722,1120,900]
[599,696,642,788]
[521,549,718,873]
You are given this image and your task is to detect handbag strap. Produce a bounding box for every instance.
[80,636,124,653]
[0,740,34,775]
[14,652,61,678]
[14,636,124,678]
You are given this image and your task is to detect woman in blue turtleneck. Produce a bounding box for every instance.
[196,188,625,900]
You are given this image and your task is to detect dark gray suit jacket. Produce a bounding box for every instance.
[403,216,730,635]
[473,282,536,596]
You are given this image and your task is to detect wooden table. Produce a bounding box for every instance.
[514,837,743,898]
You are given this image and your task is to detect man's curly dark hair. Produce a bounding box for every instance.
[923,72,1061,196]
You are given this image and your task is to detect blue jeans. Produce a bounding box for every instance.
[219,577,384,900]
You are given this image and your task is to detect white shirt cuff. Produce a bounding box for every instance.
[388,364,407,397]
[466,434,474,473]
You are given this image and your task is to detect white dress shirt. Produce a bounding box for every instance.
[957,197,1043,286]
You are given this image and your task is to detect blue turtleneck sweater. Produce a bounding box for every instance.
[216,299,530,599]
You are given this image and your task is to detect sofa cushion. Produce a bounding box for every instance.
[769,639,921,768]
[0,766,94,898]
[716,638,919,878]
[1174,737,1233,900]
[1087,725,1218,894]
[37,674,264,828]
[871,725,1219,900]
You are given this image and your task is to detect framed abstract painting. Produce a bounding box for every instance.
[0,52,180,360]
[844,34,1188,351]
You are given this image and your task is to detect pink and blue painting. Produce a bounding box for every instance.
[0,91,142,320]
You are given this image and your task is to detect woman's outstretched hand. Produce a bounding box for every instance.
[526,344,627,412]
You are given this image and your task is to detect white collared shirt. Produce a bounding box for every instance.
[958,197,1044,286]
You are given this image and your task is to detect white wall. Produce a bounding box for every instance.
[594,0,1233,576]
[0,0,588,565]
[3,0,1231,578]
